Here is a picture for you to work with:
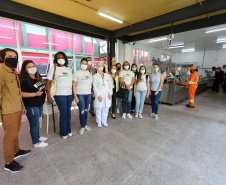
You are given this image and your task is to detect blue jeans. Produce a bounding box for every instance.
[150,91,162,114]
[116,98,121,108]
[25,106,43,144]
[135,90,147,113]
[122,89,133,114]
[54,95,72,137]
[77,94,91,128]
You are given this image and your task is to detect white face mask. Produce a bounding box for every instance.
[124,65,129,70]
[88,61,92,65]
[111,69,116,74]
[140,70,145,74]
[27,67,37,75]
[81,64,87,70]
[58,59,65,65]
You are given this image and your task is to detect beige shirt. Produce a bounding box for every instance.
[0,63,24,119]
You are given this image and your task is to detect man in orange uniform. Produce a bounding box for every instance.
[183,66,199,108]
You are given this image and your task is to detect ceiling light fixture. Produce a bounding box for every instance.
[97,10,124,24]
[216,39,226,43]
[206,27,226,33]
[0,36,12,39]
[149,37,167,43]
[222,44,226,49]
[182,48,195,53]
[168,45,184,49]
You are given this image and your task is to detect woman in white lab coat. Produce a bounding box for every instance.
[93,61,113,128]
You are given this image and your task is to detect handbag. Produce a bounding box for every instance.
[50,66,57,97]
[117,85,128,99]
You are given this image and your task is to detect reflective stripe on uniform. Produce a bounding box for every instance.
[189,99,194,102]
[188,81,197,84]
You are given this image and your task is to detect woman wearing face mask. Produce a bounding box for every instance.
[149,64,164,120]
[109,65,119,119]
[119,61,135,119]
[20,60,48,148]
[93,62,112,127]
[134,66,150,119]
[72,58,92,135]
[130,64,138,113]
[116,63,122,113]
[46,52,73,139]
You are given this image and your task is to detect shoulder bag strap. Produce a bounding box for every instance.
[52,66,56,80]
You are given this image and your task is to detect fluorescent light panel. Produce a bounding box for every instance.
[98,10,124,24]
[182,48,195,53]
[206,27,226,33]
[222,44,226,49]
[216,39,226,43]
[149,37,167,43]
[168,45,184,49]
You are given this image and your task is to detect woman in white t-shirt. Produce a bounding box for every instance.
[119,61,135,119]
[134,66,150,118]
[72,58,93,135]
[46,52,73,139]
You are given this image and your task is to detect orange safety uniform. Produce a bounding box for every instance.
[183,71,199,107]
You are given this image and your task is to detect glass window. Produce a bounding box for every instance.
[133,49,149,64]
[74,34,82,53]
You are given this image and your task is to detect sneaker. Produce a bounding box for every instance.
[85,125,91,131]
[97,123,102,128]
[127,114,132,119]
[117,108,120,114]
[122,113,126,118]
[138,113,143,119]
[135,113,138,118]
[155,115,159,120]
[14,149,31,160]
[150,113,155,118]
[62,135,69,139]
[39,137,48,142]
[4,160,23,173]
[79,128,85,135]
[102,123,108,127]
[68,133,74,137]
[34,142,48,148]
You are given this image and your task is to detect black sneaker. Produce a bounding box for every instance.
[89,111,95,116]
[4,160,23,173]
[14,149,31,160]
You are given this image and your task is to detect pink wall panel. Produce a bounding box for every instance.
[22,52,49,64]
[74,34,82,53]
[85,43,96,54]
[27,33,48,49]
[17,22,24,46]
[0,18,17,45]
[51,30,73,51]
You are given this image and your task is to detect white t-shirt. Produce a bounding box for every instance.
[136,75,149,91]
[47,66,73,96]
[119,70,135,89]
[72,70,92,95]
[162,71,174,78]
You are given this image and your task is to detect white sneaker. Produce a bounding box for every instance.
[155,115,159,120]
[34,142,48,148]
[122,113,126,118]
[135,113,138,118]
[127,114,132,119]
[39,137,48,142]
[138,113,143,119]
[117,108,120,114]
[68,133,74,137]
[79,128,85,135]
[150,113,155,118]
[62,135,69,139]
[85,125,91,131]
[102,123,108,127]
[97,123,102,128]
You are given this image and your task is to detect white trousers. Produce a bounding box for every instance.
[96,107,109,124]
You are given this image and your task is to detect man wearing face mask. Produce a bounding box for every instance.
[99,56,108,73]
[183,66,199,108]
[87,57,97,116]
[0,48,31,173]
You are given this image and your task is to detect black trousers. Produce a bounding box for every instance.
[131,91,136,110]
[212,79,222,92]
[112,91,117,114]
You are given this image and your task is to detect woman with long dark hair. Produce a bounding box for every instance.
[20,60,48,148]
[130,63,138,113]
[46,52,73,139]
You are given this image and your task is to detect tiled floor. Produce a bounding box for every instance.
[0,89,226,185]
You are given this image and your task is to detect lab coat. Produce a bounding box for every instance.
[93,72,113,108]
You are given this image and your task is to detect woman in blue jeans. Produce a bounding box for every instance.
[73,58,93,135]
[149,64,164,120]
[20,60,48,148]
[46,52,73,139]
[119,61,135,119]
[134,65,150,119]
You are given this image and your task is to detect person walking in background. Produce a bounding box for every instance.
[149,64,164,120]
[116,63,122,113]
[212,67,224,92]
[134,66,150,119]
[130,64,139,113]
[46,51,73,139]
[87,57,96,116]
[119,61,135,119]
[109,65,119,119]
[20,60,48,148]
[0,48,31,173]
[93,61,112,127]
[73,58,92,135]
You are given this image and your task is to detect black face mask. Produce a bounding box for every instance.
[117,67,121,71]
[5,58,18,68]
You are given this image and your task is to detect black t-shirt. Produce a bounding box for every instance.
[21,78,46,107]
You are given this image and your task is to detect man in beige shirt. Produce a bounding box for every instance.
[0,48,31,173]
